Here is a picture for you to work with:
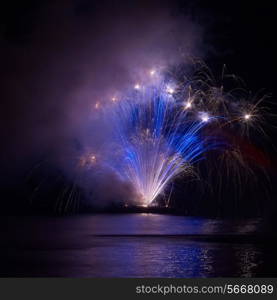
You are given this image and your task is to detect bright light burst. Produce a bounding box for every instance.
[28,62,272,214]
[244,113,251,120]
[199,112,210,123]
[184,101,192,109]
[84,63,271,208]
[165,84,175,95]
[134,83,141,90]
[149,69,156,76]
[105,85,214,206]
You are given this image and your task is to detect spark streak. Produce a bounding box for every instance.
[106,85,214,206]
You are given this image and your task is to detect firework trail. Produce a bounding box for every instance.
[86,62,272,208]
[104,84,216,206]
[170,62,273,212]
[27,62,273,212]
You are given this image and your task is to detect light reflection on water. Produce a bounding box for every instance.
[61,238,263,277]
[0,214,275,277]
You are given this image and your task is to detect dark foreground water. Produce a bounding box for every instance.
[1,214,276,277]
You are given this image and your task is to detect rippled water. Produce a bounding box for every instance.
[1,214,276,277]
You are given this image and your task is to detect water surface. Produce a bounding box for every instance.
[1,214,276,277]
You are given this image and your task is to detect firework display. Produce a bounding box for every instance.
[78,62,271,207]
